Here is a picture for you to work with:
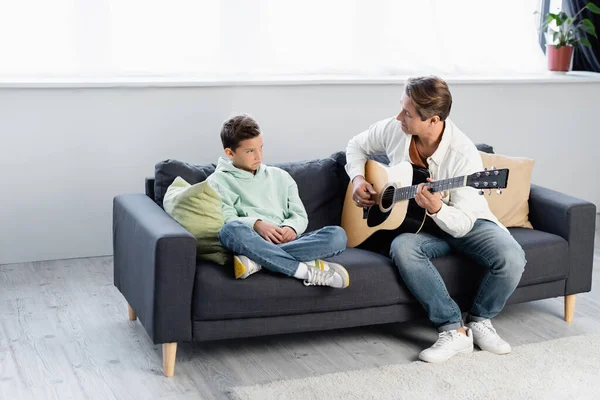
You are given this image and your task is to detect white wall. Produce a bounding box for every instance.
[0,81,598,264]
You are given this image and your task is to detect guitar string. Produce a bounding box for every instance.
[379,177,466,201]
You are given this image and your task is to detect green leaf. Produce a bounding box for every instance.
[586,2,600,14]
[581,19,598,38]
[544,13,557,27]
[553,31,559,44]
[556,12,566,26]
[581,36,592,48]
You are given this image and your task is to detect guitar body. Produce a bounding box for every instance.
[342,161,432,248]
[342,160,509,248]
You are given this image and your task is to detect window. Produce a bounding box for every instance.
[0,1,547,80]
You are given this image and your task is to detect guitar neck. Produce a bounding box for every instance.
[393,176,467,202]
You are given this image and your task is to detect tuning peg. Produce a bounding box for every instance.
[491,166,496,170]
[484,168,488,171]
[497,189,503,195]
[478,190,484,195]
[488,189,492,196]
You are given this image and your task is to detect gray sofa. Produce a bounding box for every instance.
[113,145,596,376]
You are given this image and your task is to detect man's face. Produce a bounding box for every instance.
[226,135,263,173]
[396,94,430,136]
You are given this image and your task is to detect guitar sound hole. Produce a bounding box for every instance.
[381,186,395,209]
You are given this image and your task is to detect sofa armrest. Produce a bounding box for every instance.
[113,193,197,344]
[528,184,596,295]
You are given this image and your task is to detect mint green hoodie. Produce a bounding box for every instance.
[207,157,309,235]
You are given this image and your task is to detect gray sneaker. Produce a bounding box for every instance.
[303,260,350,288]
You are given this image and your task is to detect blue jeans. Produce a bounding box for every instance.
[390,219,526,332]
[218,220,348,276]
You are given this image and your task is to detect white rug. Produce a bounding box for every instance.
[231,334,600,400]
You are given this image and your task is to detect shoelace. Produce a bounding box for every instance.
[303,266,334,286]
[473,320,497,337]
[432,330,462,348]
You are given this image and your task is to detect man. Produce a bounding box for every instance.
[345,76,526,363]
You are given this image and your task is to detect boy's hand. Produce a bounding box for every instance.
[280,226,297,243]
[254,220,284,244]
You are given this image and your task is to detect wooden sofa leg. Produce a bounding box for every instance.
[162,343,177,377]
[565,295,576,322]
[128,304,137,321]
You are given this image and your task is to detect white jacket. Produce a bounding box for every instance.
[345,117,507,238]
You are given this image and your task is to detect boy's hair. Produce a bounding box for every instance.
[220,115,261,150]
[405,76,452,121]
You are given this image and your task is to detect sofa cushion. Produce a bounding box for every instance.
[507,228,568,285]
[154,159,216,208]
[436,228,569,297]
[476,143,494,154]
[480,152,535,229]
[163,177,229,265]
[274,157,347,231]
[192,248,409,321]
[192,228,568,321]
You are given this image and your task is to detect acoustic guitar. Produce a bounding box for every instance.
[341,161,509,247]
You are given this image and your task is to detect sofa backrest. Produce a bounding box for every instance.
[149,144,494,232]
[151,153,349,232]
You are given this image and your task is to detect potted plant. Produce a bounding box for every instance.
[541,2,600,71]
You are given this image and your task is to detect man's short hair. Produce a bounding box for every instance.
[405,76,452,121]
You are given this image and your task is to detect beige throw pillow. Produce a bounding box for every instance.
[479,151,535,229]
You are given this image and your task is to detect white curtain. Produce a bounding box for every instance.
[0,0,547,79]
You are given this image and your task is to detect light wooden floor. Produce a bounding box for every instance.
[1,233,598,400]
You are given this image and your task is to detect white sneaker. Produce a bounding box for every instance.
[233,255,262,279]
[467,319,511,355]
[419,329,474,363]
[303,259,350,288]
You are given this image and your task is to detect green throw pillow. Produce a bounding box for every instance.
[163,176,230,265]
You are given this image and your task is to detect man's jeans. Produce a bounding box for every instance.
[219,221,348,276]
[390,219,526,331]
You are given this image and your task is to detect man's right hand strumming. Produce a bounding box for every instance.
[351,176,377,207]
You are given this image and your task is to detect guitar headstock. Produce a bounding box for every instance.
[466,167,509,195]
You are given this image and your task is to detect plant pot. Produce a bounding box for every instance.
[547,45,574,72]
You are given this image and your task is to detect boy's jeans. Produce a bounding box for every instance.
[389,219,526,331]
[219,220,348,276]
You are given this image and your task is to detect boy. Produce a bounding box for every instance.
[207,115,350,288]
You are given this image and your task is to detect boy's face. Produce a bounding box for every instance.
[225,135,263,173]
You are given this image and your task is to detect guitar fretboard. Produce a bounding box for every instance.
[393,176,467,202]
